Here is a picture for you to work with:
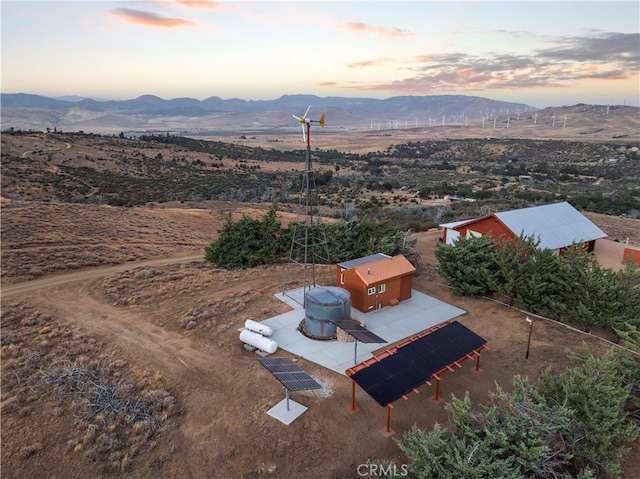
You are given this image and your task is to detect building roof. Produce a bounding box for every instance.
[442,202,607,250]
[439,219,473,229]
[351,254,416,287]
[337,253,391,269]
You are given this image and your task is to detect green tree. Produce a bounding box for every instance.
[491,234,540,306]
[538,345,640,476]
[204,207,411,270]
[324,217,404,264]
[516,247,566,318]
[397,376,575,479]
[435,234,500,296]
[204,203,289,268]
[396,348,639,479]
[608,263,640,350]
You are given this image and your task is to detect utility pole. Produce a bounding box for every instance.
[525,317,533,359]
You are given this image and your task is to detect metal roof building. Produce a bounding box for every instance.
[440,202,607,252]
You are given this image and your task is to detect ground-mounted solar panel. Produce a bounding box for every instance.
[348,321,487,407]
[257,357,322,391]
[330,319,387,344]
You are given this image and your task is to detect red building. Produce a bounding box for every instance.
[440,202,607,254]
[336,254,416,313]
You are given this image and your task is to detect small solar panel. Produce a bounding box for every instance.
[330,319,387,344]
[257,357,322,391]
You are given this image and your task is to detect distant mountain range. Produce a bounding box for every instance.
[1,92,534,133]
[1,92,533,116]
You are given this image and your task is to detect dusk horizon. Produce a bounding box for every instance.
[2,1,638,108]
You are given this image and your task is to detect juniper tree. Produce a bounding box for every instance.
[490,234,540,306]
[537,345,640,477]
[434,234,500,296]
[516,247,565,318]
[396,349,639,479]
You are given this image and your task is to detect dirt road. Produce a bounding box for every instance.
[2,255,308,478]
[1,254,203,297]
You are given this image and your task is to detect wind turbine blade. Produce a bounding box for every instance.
[303,105,311,119]
[301,124,306,142]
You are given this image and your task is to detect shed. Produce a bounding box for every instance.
[440,202,607,254]
[337,254,416,313]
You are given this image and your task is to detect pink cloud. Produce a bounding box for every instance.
[348,57,397,69]
[330,33,638,96]
[344,22,415,39]
[176,1,237,11]
[110,8,195,27]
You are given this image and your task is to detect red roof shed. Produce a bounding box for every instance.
[337,254,416,313]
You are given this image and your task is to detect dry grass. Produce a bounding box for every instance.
[0,302,178,475]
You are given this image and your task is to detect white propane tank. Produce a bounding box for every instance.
[239,329,278,354]
[244,319,273,337]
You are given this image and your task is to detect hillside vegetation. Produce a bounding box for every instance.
[1,130,638,230]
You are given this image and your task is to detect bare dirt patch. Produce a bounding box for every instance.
[2,202,639,478]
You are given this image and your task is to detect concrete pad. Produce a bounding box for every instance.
[266,398,308,425]
[260,287,467,376]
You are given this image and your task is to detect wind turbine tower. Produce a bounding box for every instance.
[283,106,332,306]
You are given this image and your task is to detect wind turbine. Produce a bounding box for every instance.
[293,105,325,149]
[285,106,330,306]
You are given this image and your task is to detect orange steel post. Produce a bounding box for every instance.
[475,353,481,371]
[383,404,394,436]
[386,405,391,432]
[350,380,359,413]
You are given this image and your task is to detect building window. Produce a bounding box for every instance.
[379,284,386,293]
[340,274,344,285]
[367,287,376,295]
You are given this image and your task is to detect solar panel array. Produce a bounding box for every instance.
[257,357,322,391]
[349,321,486,407]
[330,319,387,344]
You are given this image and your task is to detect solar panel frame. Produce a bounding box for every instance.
[257,357,322,391]
[349,321,487,406]
[329,319,387,344]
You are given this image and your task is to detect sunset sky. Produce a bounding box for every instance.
[1,1,638,108]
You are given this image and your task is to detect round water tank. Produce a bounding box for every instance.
[304,286,351,339]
